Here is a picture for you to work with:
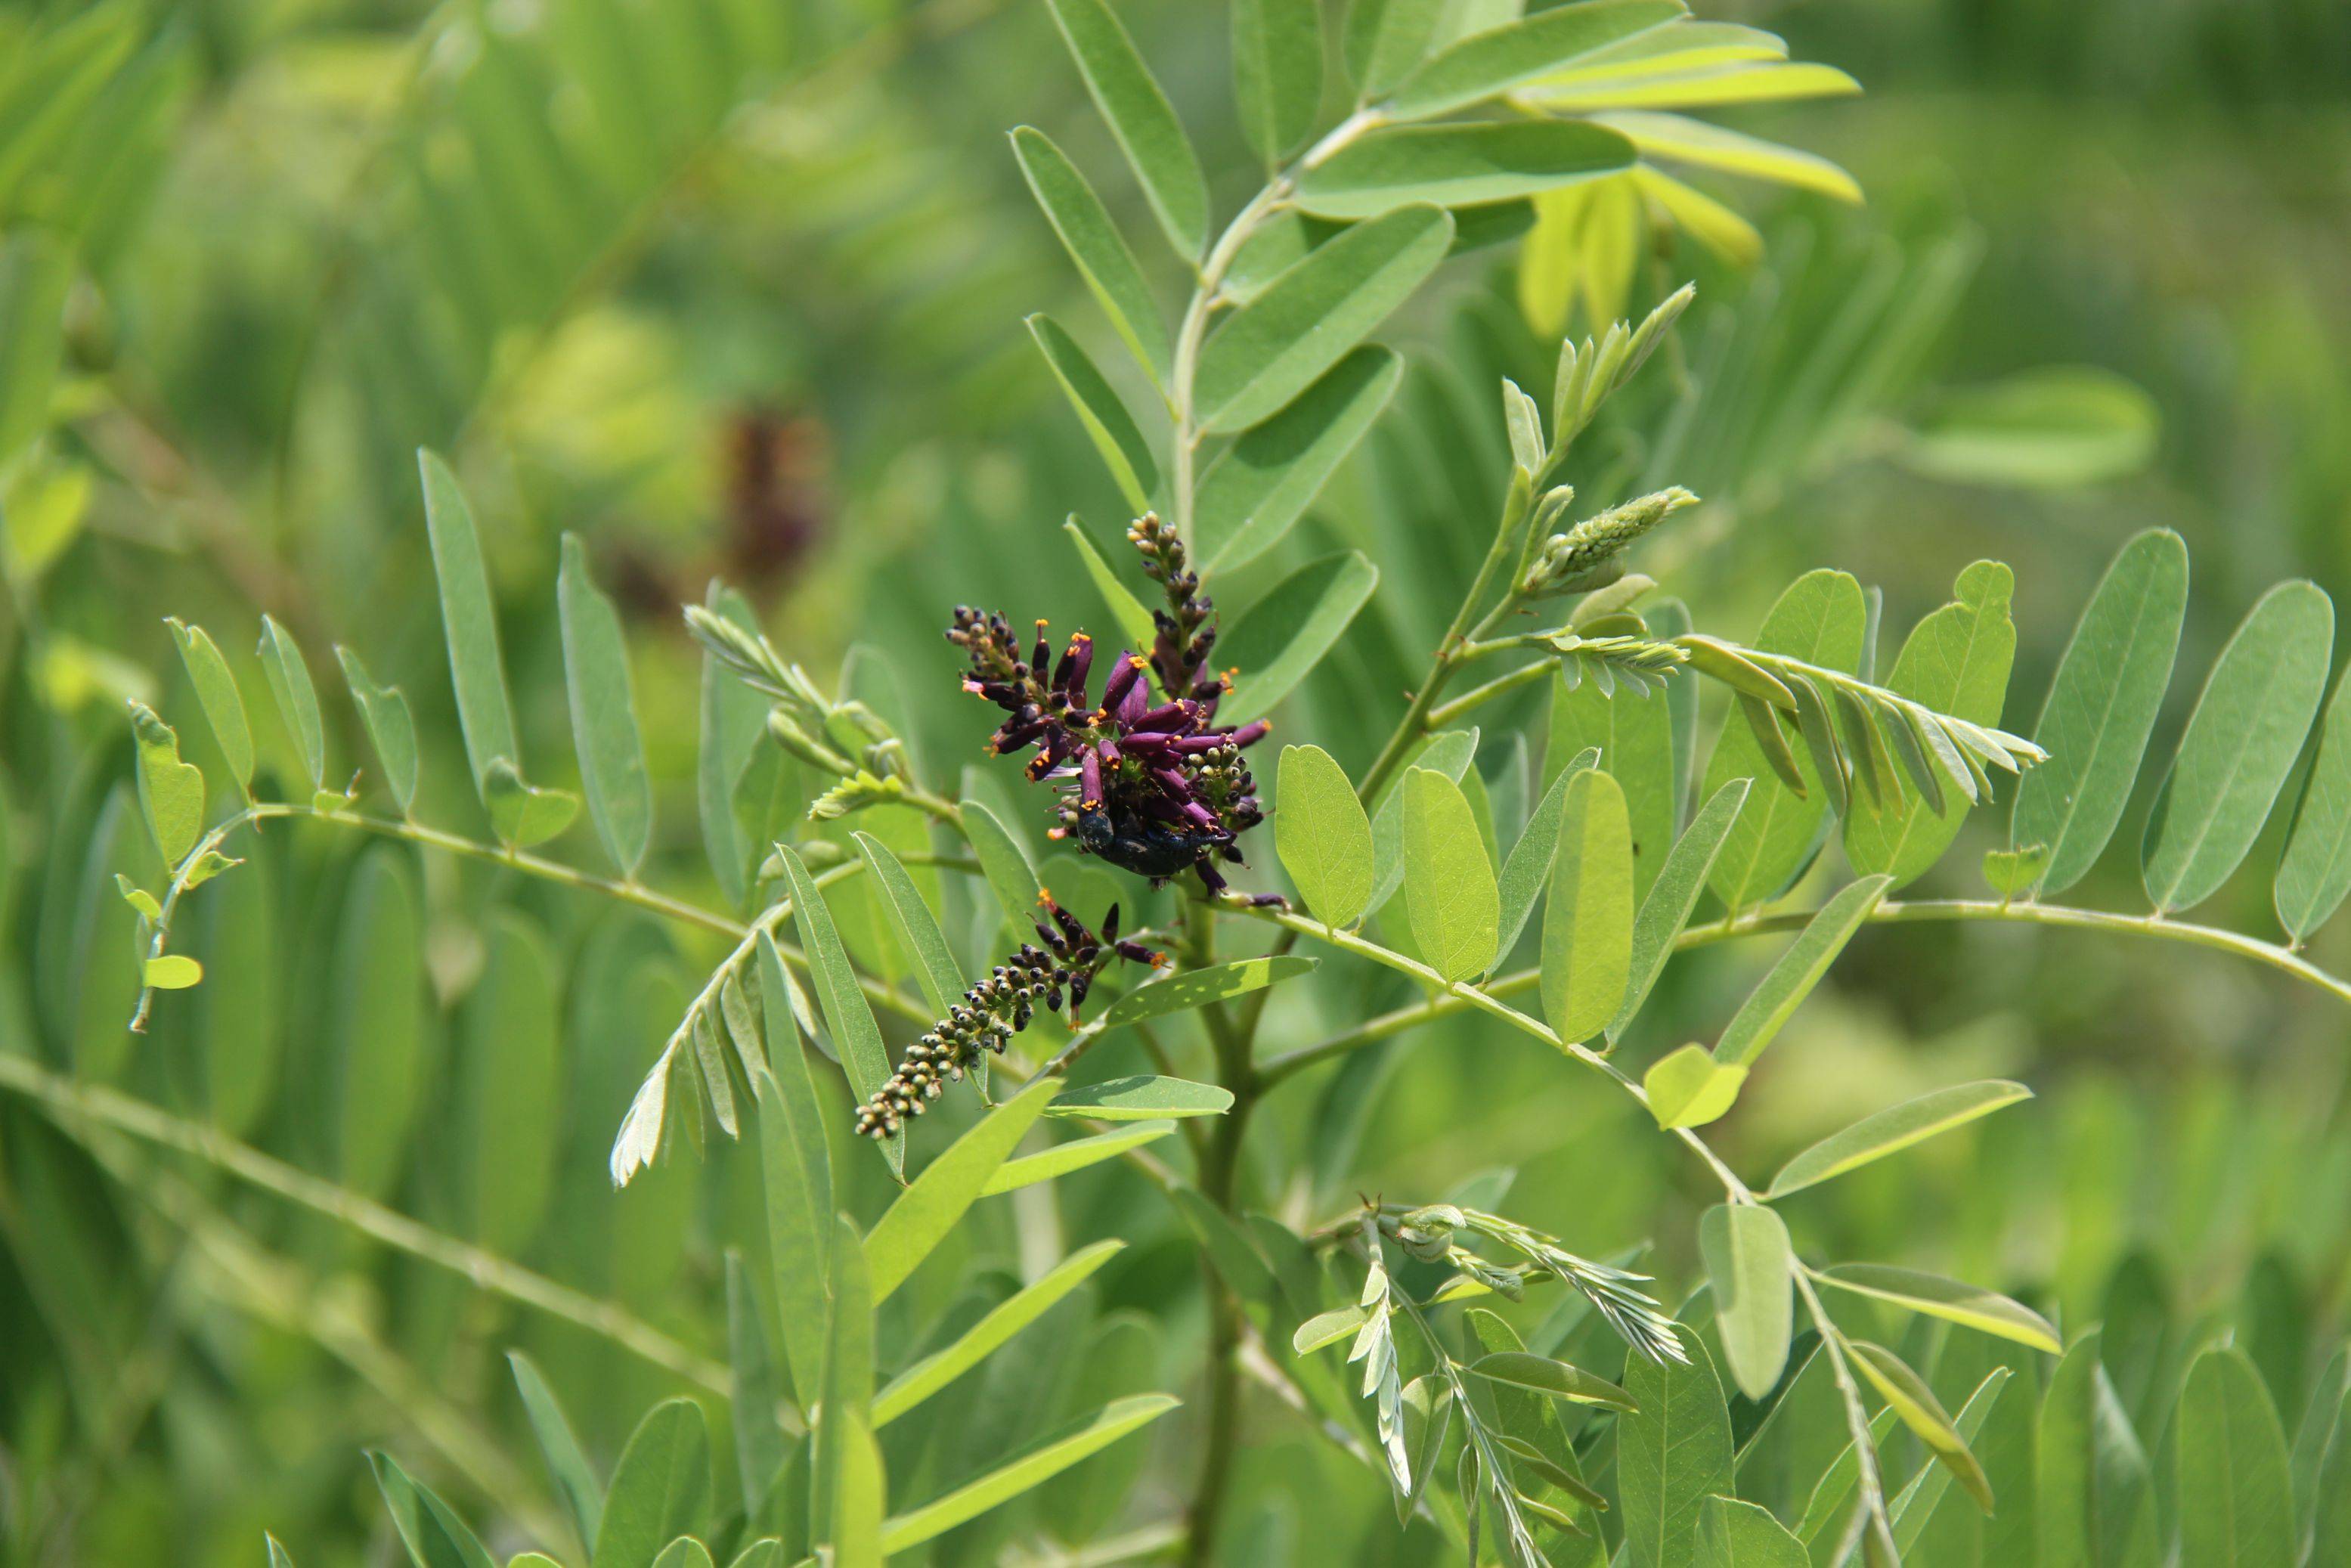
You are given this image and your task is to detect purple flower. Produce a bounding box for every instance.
[946,514,1268,892]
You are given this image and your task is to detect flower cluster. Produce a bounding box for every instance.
[1520,485,1699,599]
[946,515,1269,891]
[853,897,1159,1138]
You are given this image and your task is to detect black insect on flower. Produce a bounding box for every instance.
[947,514,1273,894]
[853,896,1160,1138]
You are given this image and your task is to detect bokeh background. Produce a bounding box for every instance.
[2,0,2349,1561]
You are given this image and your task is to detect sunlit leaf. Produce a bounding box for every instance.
[1620,1328,1735,1568]
[1231,0,1321,163]
[1711,875,1890,1068]
[1815,1264,2059,1353]
[1384,1,1684,120]
[981,1122,1176,1193]
[1044,1074,1233,1120]
[1609,777,1749,1043]
[1850,1339,1993,1511]
[878,1396,1179,1553]
[1276,742,1376,927]
[257,614,324,790]
[1541,764,1634,1043]
[1402,767,1500,982]
[1766,1080,2032,1198]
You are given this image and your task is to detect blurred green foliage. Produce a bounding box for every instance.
[1,0,2347,1563]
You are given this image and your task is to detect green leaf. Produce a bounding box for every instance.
[872,1239,1124,1424]
[129,702,203,867]
[1550,664,1675,903]
[2039,1330,2158,1568]
[1766,1080,2031,1198]
[1814,1264,2060,1353]
[1643,1043,1745,1129]
[696,584,767,909]
[266,1534,296,1568]
[850,831,965,1018]
[460,912,559,1252]
[1361,734,1471,913]
[1103,955,1318,1026]
[1402,767,1501,982]
[370,1451,497,1568]
[863,1075,1060,1302]
[1592,109,1858,203]
[725,1543,784,1568]
[0,230,70,469]
[1699,1204,1792,1401]
[1468,1350,1636,1410]
[2142,580,2334,913]
[1276,742,1376,927]
[981,1121,1176,1193]
[2300,1351,2350,1567]
[832,1415,884,1568]
[2275,666,2351,941]
[336,647,420,817]
[143,954,201,989]
[812,1216,874,1543]
[649,1541,714,1568]
[1795,1405,1902,1550]
[1294,121,1637,220]
[1619,1328,1736,1568]
[2012,528,2188,895]
[1060,519,1159,653]
[959,795,1045,933]
[190,837,278,1136]
[1043,0,1210,257]
[719,1260,785,1514]
[1196,205,1451,435]
[1850,1340,1993,1511]
[1541,765,1634,1043]
[166,620,252,797]
[509,1350,604,1550]
[1343,0,1447,96]
[1844,560,2019,888]
[1043,1075,1233,1120]
[592,1401,709,1568]
[484,758,580,850]
[559,534,654,876]
[1698,1494,1805,1568]
[1384,0,1683,119]
[777,844,901,1174]
[1889,1367,2012,1551]
[2172,1346,2295,1568]
[1984,842,2050,899]
[1609,777,1750,1043]
[1196,346,1401,578]
[333,848,425,1199]
[257,614,324,790]
[1711,875,1890,1068]
[1232,0,1321,163]
[417,449,520,791]
[1495,746,1594,970]
[1008,126,1171,386]
[1704,570,1867,912]
[1027,314,1158,513]
[1901,367,2161,488]
[751,1066,830,1411]
[878,1396,1179,1553]
[1219,551,1381,724]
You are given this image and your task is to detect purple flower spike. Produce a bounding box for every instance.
[945,514,1270,892]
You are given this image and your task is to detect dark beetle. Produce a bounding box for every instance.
[1076,801,1228,882]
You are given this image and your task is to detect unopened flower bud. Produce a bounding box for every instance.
[1522,487,1698,599]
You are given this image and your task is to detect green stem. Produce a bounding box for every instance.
[0,1052,730,1394]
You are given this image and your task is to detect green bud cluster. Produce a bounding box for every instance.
[1521,487,1699,600]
